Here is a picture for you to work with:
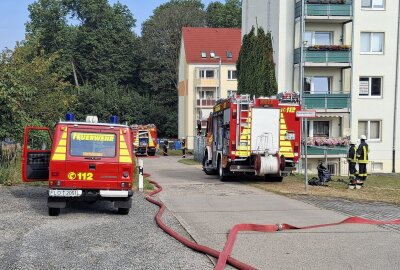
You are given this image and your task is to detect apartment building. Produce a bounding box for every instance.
[242,0,400,174]
[178,27,241,149]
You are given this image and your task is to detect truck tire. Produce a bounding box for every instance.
[147,151,156,156]
[203,152,217,175]
[218,156,229,181]
[48,207,60,216]
[118,208,130,215]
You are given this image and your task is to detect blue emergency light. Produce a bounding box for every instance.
[65,112,75,121]
[109,115,119,124]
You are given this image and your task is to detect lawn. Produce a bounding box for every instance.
[249,173,400,205]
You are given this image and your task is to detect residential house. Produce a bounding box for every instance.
[178,27,241,149]
[242,0,400,174]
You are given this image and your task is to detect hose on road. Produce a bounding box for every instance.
[145,175,400,270]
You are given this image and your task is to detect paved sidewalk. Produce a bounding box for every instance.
[143,156,400,270]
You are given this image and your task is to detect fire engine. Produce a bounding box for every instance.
[22,114,135,216]
[202,93,301,181]
[131,124,158,156]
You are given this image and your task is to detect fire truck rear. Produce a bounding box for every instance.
[22,114,134,216]
[131,124,158,156]
[202,94,301,181]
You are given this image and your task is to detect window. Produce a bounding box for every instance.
[226,51,233,58]
[360,32,384,53]
[70,132,117,157]
[198,69,215,79]
[304,77,331,94]
[359,77,382,97]
[228,70,237,80]
[358,120,381,140]
[362,0,384,9]
[304,31,332,46]
[311,121,329,137]
[210,51,216,58]
[201,51,206,58]
[198,90,215,99]
[227,90,237,97]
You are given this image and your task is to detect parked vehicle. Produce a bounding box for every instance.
[131,124,158,156]
[202,94,301,181]
[22,114,134,216]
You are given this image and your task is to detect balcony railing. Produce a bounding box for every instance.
[196,99,216,107]
[294,48,351,64]
[305,145,348,156]
[195,78,219,87]
[303,93,350,109]
[295,1,353,18]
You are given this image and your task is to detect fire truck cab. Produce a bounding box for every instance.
[131,124,158,156]
[22,114,135,216]
[202,94,301,181]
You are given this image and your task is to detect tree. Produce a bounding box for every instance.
[26,0,139,86]
[237,26,277,97]
[206,0,241,28]
[139,0,207,136]
[0,39,73,142]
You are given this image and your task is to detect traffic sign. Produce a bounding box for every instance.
[296,110,316,118]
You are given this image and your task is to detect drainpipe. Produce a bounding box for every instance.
[300,0,305,176]
[392,1,400,173]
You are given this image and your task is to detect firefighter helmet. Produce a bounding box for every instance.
[360,135,367,140]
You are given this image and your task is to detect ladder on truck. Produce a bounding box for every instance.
[235,95,252,157]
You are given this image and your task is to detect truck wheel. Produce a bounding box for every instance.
[118,208,130,215]
[48,207,60,216]
[147,151,156,156]
[218,156,229,181]
[203,153,217,175]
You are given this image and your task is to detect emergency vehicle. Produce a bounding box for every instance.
[22,114,135,216]
[202,93,301,181]
[131,124,158,156]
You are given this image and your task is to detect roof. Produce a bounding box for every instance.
[182,27,241,64]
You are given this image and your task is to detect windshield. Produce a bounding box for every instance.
[70,132,116,158]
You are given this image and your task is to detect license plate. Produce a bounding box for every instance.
[49,189,82,197]
[284,133,295,141]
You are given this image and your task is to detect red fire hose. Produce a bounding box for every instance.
[145,177,400,270]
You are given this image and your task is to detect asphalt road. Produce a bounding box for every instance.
[0,185,212,270]
[144,156,400,270]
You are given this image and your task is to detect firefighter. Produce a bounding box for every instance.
[347,140,358,183]
[356,135,369,181]
[181,137,186,158]
[163,139,168,156]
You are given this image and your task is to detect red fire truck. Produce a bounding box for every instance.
[22,114,135,216]
[202,93,301,181]
[131,124,158,156]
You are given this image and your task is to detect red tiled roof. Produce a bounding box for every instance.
[182,27,241,64]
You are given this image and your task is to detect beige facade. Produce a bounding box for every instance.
[242,0,400,174]
[178,39,238,149]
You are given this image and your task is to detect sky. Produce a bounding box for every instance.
[0,0,220,50]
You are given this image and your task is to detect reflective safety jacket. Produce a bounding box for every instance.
[347,145,357,162]
[356,141,369,164]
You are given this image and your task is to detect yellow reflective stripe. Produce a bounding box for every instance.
[280,152,294,158]
[119,129,132,163]
[280,141,291,146]
[52,129,67,161]
[120,148,129,156]
[280,147,293,152]
[119,156,132,163]
[52,154,65,161]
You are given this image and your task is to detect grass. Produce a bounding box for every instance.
[0,159,22,186]
[178,158,201,165]
[249,173,400,205]
[132,166,154,191]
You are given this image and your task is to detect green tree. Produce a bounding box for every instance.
[139,0,207,136]
[26,0,139,86]
[0,39,73,142]
[237,26,277,97]
[206,0,241,28]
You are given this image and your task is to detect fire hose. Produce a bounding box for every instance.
[145,176,400,270]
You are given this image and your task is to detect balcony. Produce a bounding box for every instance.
[195,78,218,87]
[303,93,350,110]
[294,47,351,66]
[295,0,353,20]
[196,99,216,107]
[305,145,348,156]
[304,137,349,156]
